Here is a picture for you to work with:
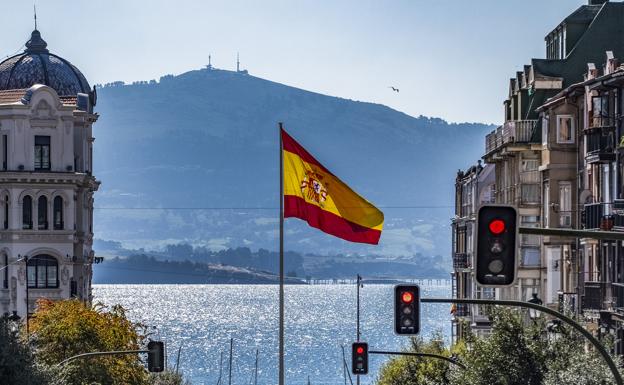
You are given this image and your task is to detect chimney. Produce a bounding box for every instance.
[588,0,607,5]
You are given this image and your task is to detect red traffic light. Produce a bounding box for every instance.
[356,346,364,354]
[401,291,414,304]
[489,219,505,235]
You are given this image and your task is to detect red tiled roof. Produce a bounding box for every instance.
[0,88,27,105]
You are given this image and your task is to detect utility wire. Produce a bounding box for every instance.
[92,205,453,210]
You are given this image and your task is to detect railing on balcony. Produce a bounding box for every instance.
[485,120,538,155]
[583,202,607,230]
[453,253,469,270]
[589,116,616,129]
[583,280,609,311]
[585,126,616,163]
[613,283,624,311]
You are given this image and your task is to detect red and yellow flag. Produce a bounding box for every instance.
[282,129,384,244]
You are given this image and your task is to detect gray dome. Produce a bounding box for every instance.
[0,30,91,97]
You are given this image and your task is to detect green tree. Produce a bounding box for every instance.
[376,331,458,385]
[29,299,149,385]
[450,308,546,385]
[0,314,48,384]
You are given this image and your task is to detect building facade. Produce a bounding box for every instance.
[452,0,624,341]
[451,162,495,342]
[0,30,98,317]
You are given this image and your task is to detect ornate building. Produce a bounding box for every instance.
[0,30,98,317]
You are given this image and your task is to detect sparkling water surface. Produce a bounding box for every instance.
[94,283,451,385]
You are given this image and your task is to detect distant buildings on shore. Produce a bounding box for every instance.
[452,0,624,351]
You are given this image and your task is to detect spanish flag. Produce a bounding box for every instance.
[282,129,384,244]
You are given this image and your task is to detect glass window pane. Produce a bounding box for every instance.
[47,265,57,287]
[37,266,46,288]
[27,265,36,287]
[522,248,540,266]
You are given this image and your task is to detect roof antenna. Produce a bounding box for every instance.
[34,4,37,30]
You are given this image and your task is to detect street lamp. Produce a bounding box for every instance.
[527,293,543,320]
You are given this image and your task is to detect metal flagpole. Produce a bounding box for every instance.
[278,122,285,385]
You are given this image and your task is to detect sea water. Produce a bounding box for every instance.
[94,283,451,385]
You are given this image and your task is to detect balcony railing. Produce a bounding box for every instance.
[485,120,538,155]
[453,253,469,269]
[589,116,616,129]
[613,283,624,311]
[583,203,608,230]
[583,281,609,311]
[585,126,616,164]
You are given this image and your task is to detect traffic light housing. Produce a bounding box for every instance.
[394,284,420,335]
[476,205,518,286]
[352,342,368,375]
[147,341,165,372]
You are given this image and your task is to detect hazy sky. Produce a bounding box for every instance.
[1,0,586,124]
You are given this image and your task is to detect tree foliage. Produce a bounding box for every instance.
[28,299,149,385]
[377,307,624,385]
[0,315,48,384]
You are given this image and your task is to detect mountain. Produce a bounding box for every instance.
[92,68,493,260]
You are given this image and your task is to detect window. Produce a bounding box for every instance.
[542,115,549,146]
[559,182,572,228]
[27,255,58,288]
[521,216,540,246]
[556,115,574,144]
[38,196,48,230]
[522,248,540,267]
[53,196,63,230]
[34,136,50,170]
[22,195,32,229]
[592,95,610,127]
[2,254,6,289]
[2,135,6,170]
[3,195,7,230]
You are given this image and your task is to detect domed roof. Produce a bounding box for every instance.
[0,30,91,97]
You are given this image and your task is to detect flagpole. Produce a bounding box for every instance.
[278,122,285,385]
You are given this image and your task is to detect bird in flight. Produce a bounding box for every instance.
[389,86,399,92]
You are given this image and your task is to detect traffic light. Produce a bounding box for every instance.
[394,284,420,335]
[351,342,368,375]
[476,205,518,286]
[147,341,165,372]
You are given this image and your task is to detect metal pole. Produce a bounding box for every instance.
[519,226,624,241]
[278,122,285,385]
[254,349,259,385]
[356,274,361,341]
[228,338,233,385]
[368,350,466,369]
[57,349,148,367]
[422,297,623,385]
[24,255,28,337]
[356,274,361,385]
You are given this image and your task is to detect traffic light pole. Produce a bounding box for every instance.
[518,226,624,241]
[56,349,149,367]
[368,350,466,369]
[422,297,623,385]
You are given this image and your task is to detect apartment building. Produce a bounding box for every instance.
[452,0,624,335]
[451,162,495,342]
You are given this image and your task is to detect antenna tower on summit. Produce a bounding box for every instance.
[34,4,37,30]
[237,52,240,72]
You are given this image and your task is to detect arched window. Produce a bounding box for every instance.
[22,196,32,230]
[2,195,7,230]
[38,196,48,230]
[53,196,63,230]
[2,254,7,289]
[27,255,58,288]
